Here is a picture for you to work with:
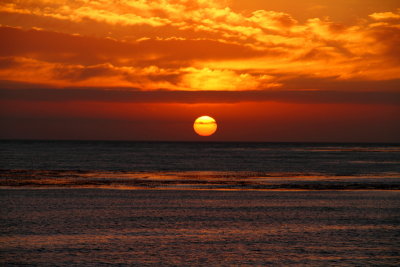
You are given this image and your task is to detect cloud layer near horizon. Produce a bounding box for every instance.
[1,0,399,92]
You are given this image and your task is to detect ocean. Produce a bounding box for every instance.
[1,141,400,265]
[1,140,400,190]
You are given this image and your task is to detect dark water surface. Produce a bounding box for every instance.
[1,141,400,265]
[1,140,399,189]
[1,189,400,266]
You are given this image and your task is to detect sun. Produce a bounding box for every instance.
[193,116,217,136]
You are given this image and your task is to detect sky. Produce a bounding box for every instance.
[0,0,399,142]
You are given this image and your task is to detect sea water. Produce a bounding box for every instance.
[1,141,400,265]
[0,140,399,189]
[1,189,399,265]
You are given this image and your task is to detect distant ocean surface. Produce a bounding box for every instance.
[1,140,399,190]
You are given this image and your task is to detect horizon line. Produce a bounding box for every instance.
[1,138,399,145]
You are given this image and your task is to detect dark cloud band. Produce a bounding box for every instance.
[1,87,399,105]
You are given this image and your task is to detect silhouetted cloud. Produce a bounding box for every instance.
[1,86,399,105]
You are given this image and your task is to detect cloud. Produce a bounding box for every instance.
[1,85,399,105]
[369,10,400,21]
[0,1,399,91]
[0,56,186,89]
[248,10,297,30]
[0,1,171,27]
[0,26,262,65]
[179,67,279,90]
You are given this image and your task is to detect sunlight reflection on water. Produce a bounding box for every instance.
[1,169,399,190]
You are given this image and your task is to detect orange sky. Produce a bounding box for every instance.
[0,0,399,141]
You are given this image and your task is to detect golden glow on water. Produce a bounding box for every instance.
[1,169,399,190]
[193,116,217,136]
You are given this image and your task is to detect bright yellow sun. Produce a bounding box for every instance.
[193,116,217,136]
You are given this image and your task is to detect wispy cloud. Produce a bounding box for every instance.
[0,0,399,91]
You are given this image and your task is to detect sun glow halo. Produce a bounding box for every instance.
[193,116,217,136]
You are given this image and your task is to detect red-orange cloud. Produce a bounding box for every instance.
[0,1,399,90]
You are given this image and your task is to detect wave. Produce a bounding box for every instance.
[1,169,399,190]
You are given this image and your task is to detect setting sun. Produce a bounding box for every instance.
[193,116,217,136]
